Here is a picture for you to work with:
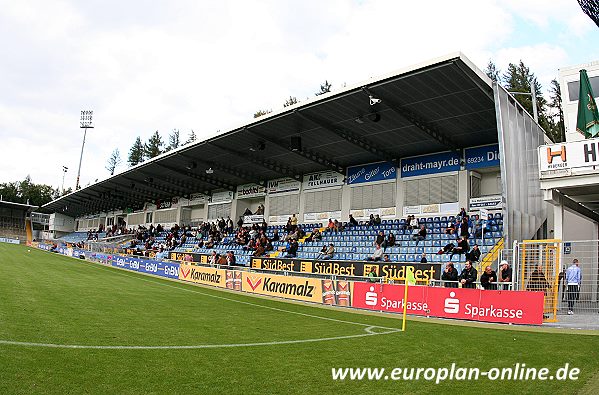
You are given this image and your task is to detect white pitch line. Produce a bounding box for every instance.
[84,259,402,331]
[0,328,401,350]
[0,251,403,350]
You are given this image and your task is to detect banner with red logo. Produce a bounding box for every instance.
[352,282,544,325]
[242,272,323,303]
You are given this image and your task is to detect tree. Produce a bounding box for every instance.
[144,130,164,159]
[502,60,553,137]
[548,78,566,142]
[484,60,500,82]
[166,129,181,151]
[105,148,121,175]
[0,176,58,207]
[283,96,298,107]
[253,109,272,118]
[315,80,332,96]
[128,136,145,167]
[185,130,197,145]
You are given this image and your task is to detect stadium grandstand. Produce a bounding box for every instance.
[0,198,37,243]
[40,52,544,272]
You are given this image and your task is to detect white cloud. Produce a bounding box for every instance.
[0,0,596,190]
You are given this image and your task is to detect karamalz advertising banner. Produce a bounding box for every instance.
[179,264,227,288]
[352,282,544,325]
[242,271,323,303]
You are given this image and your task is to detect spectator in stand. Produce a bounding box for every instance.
[499,260,512,284]
[375,231,386,249]
[322,243,335,260]
[333,219,343,233]
[226,251,236,266]
[442,262,459,287]
[327,219,336,233]
[284,238,298,258]
[237,216,244,228]
[565,259,582,315]
[526,264,550,302]
[445,221,457,235]
[243,207,252,216]
[305,228,321,243]
[348,214,358,227]
[255,204,264,215]
[226,216,234,233]
[458,207,467,218]
[450,237,469,259]
[420,253,427,263]
[473,215,483,238]
[316,245,328,259]
[412,225,427,245]
[437,241,455,255]
[367,244,384,261]
[253,243,265,257]
[459,216,470,239]
[209,251,218,265]
[386,233,396,248]
[368,214,375,226]
[467,244,481,262]
[409,215,419,230]
[374,214,382,225]
[217,254,228,266]
[480,266,498,290]
[383,254,391,262]
[290,214,298,231]
[459,260,478,288]
[271,229,280,242]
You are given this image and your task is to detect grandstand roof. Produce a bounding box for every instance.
[0,200,38,212]
[43,52,497,217]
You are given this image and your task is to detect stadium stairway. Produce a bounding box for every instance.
[476,237,504,274]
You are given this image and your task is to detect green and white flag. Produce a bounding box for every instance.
[576,69,599,138]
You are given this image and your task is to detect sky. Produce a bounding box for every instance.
[0,0,597,190]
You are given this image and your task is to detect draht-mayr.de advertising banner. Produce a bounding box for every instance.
[352,282,544,325]
[251,257,441,282]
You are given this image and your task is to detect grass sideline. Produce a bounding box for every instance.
[0,243,597,394]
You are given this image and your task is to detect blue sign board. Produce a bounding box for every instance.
[400,151,460,178]
[346,161,396,185]
[111,255,180,279]
[464,145,500,170]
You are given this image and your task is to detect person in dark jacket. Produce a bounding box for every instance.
[459,260,478,289]
[450,237,469,259]
[467,244,481,262]
[348,214,359,227]
[441,262,459,288]
[459,217,470,239]
[480,266,497,290]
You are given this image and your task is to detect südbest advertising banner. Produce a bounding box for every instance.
[251,257,441,281]
[352,282,544,325]
[242,271,323,303]
[178,264,227,288]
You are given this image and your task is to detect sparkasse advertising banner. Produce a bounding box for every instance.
[346,162,396,185]
[242,272,323,303]
[400,151,460,177]
[352,282,544,325]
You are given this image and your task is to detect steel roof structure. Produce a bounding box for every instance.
[43,52,498,217]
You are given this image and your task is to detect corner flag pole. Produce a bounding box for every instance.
[402,266,416,332]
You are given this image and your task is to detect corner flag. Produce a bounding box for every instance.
[576,69,599,138]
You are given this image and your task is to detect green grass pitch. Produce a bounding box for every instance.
[0,243,598,394]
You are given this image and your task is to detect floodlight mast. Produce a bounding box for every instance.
[76,110,94,190]
[61,166,68,194]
